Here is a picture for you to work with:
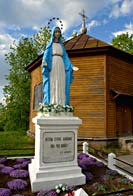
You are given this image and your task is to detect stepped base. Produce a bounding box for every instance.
[29,116,85,192]
[29,159,85,192]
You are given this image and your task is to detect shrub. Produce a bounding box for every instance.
[0,158,7,164]
[0,164,4,169]
[36,190,50,196]
[1,167,14,174]
[13,164,25,169]
[7,179,28,190]
[12,195,24,196]
[15,158,27,163]
[0,188,11,196]
[10,169,29,178]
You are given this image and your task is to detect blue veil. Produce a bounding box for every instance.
[42,26,74,105]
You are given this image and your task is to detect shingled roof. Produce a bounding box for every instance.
[64,33,109,50]
[27,33,133,72]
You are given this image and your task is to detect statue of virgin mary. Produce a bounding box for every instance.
[42,26,78,106]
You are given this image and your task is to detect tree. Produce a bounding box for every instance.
[0,103,6,131]
[33,26,65,53]
[111,32,133,54]
[4,27,51,131]
[71,32,78,38]
[33,27,51,54]
[4,37,38,131]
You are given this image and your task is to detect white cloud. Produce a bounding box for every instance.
[110,4,120,18]
[8,25,21,31]
[87,20,100,31]
[0,33,15,54]
[0,86,4,101]
[121,0,133,15]
[112,23,133,37]
[0,95,6,106]
[87,19,109,31]
[110,0,133,18]
[0,33,17,89]
[0,0,119,32]
[0,54,10,86]
[111,0,122,3]
[32,26,40,31]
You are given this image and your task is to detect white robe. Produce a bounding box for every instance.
[50,43,65,105]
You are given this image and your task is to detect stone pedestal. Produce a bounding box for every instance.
[29,116,85,192]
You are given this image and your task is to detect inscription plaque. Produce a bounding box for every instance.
[43,131,75,163]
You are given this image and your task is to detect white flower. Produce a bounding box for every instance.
[62,187,66,191]
[59,184,63,188]
[56,189,60,193]
[55,185,59,189]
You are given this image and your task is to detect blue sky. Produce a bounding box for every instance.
[0,0,133,103]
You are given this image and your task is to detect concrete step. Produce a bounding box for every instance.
[119,137,133,153]
[127,143,133,153]
[116,155,133,176]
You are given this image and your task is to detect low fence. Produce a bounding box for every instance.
[79,142,108,164]
[82,142,133,180]
[82,142,133,195]
[108,152,133,180]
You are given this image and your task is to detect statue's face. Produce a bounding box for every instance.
[54,28,61,40]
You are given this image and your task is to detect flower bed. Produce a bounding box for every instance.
[0,155,133,196]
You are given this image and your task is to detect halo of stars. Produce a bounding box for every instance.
[47,17,63,32]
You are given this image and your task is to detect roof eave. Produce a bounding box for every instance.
[26,46,133,72]
[67,46,133,62]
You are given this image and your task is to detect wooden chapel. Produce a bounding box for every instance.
[26,16,133,143]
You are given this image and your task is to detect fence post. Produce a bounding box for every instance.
[108,153,116,170]
[83,142,88,154]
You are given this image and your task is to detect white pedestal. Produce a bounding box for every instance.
[29,116,85,192]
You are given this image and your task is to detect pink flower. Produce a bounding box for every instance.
[64,192,75,196]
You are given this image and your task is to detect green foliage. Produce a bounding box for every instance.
[112,32,133,54]
[0,131,34,156]
[96,183,108,193]
[71,32,78,38]
[3,27,51,132]
[4,37,38,131]
[33,27,65,51]
[0,103,6,131]
[33,26,51,53]
[129,182,133,189]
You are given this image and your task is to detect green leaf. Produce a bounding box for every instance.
[111,32,133,54]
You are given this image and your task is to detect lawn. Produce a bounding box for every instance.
[0,131,34,157]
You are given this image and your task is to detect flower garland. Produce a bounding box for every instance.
[38,103,74,114]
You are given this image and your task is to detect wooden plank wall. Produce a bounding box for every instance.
[70,55,106,137]
[106,56,133,137]
[29,66,42,134]
[29,55,106,138]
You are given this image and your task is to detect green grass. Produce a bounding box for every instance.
[0,131,34,157]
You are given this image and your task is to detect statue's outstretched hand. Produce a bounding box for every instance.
[73,66,79,71]
[42,62,47,66]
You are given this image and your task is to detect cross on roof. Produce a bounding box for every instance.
[79,9,88,34]
[79,9,88,20]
